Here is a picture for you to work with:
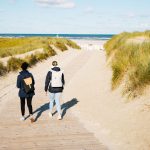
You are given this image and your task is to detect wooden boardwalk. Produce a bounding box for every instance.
[0,99,107,150]
[0,49,107,150]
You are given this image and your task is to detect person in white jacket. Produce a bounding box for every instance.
[45,61,65,120]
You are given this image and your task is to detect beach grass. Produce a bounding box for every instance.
[6,51,54,72]
[7,57,24,71]
[0,61,7,76]
[104,31,150,98]
[0,37,81,58]
[0,37,80,75]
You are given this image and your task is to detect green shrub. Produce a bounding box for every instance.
[7,57,24,71]
[0,62,7,76]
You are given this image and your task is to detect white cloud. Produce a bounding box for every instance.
[35,0,75,9]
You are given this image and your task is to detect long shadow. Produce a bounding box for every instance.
[33,98,79,121]
[53,98,79,118]
[62,98,79,118]
[33,102,49,122]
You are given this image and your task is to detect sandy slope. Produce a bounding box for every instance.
[0,39,150,150]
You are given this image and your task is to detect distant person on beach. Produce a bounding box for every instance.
[17,62,35,123]
[45,61,65,120]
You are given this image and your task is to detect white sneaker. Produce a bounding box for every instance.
[57,114,62,120]
[20,116,25,121]
[48,112,53,118]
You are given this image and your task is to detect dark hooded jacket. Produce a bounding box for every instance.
[17,70,35,98]
[45,67,65,93]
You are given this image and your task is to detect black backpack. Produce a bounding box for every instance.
[23,76,35,94]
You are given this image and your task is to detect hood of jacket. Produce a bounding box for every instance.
[51,67,61,72]
[19,70,31,78]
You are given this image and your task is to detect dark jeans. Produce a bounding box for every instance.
[20,97,33,116]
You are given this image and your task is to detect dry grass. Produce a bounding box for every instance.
[0,61,7,76]
[104,31,150,98]
[0,37,81,58]
[0,37,80,75]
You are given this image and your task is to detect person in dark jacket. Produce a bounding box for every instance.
[45,61,65,120]
[17,62,35,122]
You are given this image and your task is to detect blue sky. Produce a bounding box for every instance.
[0,0,150,34]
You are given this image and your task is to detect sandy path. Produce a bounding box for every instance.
[63,42,150,150]
[0,48,107,150]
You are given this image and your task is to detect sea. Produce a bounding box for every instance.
[0,34,114,40]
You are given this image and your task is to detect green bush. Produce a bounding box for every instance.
[7,57,24,71]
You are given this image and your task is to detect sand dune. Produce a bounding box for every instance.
[0,40,150,150]
[0,48,44,66]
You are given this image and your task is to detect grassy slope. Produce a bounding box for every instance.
[0,37,80,58]
[0,37,81,75]
[104,31,150,98]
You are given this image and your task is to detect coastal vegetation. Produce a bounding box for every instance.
[0,62,7,76]
[0,37,81,76]
[104,31,150,98]
[0,37,80,58]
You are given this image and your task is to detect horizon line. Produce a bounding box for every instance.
[0,33,116,35]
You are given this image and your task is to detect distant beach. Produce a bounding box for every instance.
[0,34,114,40]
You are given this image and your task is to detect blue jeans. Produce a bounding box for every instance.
[49,92,61,115]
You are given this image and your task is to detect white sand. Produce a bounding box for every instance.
[0,39,150,150]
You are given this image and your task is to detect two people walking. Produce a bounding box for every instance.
[17,61,65,122]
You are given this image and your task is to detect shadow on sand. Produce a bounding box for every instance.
[33,98,79,122]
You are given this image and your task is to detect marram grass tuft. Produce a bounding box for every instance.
[104,31,150,98]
